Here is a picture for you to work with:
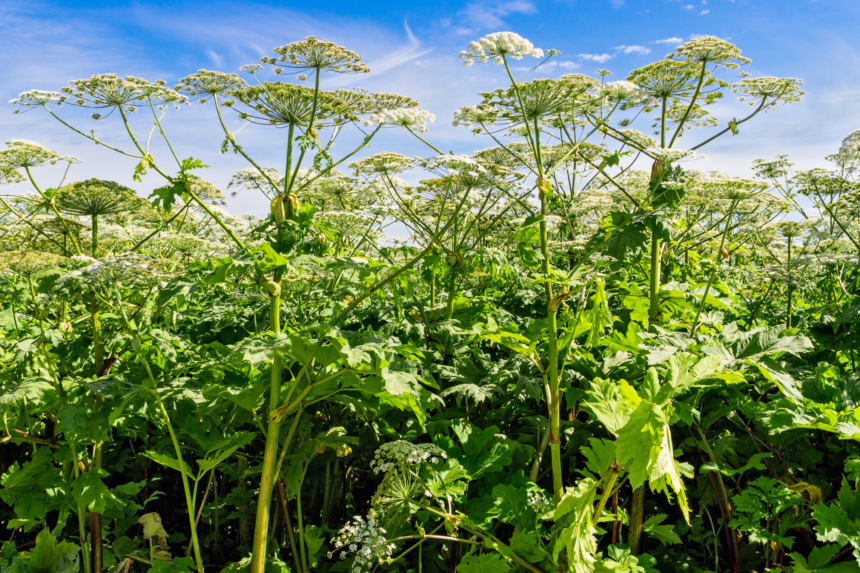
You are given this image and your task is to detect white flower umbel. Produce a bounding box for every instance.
[175,70,247,103]
[646,147,701,163]
[599,80,652,106]
[60,253,173,287]
[370,440,448,474]
[526,490,554,516]
[452,105,501,129]
[0,140,80,169]
[332,514,396,573]
[424,154,486,175]
[228,167,284,198]
[836,128,860,171]
[264,36,371,74]
[0,166,25,185]
[459,32,546,66]
[314,210,374,235]
[9,90,65,108]
[364,108,436,132]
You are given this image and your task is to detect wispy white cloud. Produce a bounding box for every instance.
[459,0,538,30]
[701,9,710,14]
[559,61,582,69]
[654,37,685,44]
[326,21,433,88]
[206,51,222,67]
[681,4,695,9]
[611,0,624,7]
[615,45,650,55]
[578,53,614,63]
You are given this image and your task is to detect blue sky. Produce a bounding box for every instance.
[1,0,858,216]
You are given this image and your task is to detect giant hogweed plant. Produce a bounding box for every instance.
[6,29,860,573]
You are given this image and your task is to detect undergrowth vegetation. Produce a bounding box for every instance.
[2,31,860,573]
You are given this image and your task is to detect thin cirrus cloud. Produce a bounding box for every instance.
[324,21,433,88]
[615,45,651,55]
[578,53,613,63]
[458,0,538,30]
[654,37,685,44]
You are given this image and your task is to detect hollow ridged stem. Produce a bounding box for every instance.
[250,294,282,573]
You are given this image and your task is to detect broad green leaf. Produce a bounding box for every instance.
[641,514,681,545]
[457,553,511,573]
[16,528,80,573]
[553,479,599,573]
[492,484,535,531]
[586,280,614,348]
[614,399,666,490]
[196,432,256,477]
[582,379,633,435]
[71,469,123,514]
[790,544,860,572]
[0,378,55,407]
[303,525,325,569]
[665,353,721,397]
[700,452,772,478]
[601,322,644,354]
[144,451,195,481]
[0,448,66,527]
[580,438,617,479]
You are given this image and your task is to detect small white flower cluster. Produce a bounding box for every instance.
[0,139,80,169]
[228,167,284,197]
[314,210,374,235]
[646,147,702,162]
[60,253,172,286]
[598,81,651,106]
[424,154,486,175]
[364,108,436,132]
[370,440,447,474]
[331,515,396,573]
[70,254,98,267]
[459,32,545,66]
[526,490,553,515]
[836,128,860,171]
[452,105,500,128]
[9,90,65,107]
[449,189,487,209]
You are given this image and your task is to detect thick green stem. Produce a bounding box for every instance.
[250,294,283,573]
[441,269,459,350]
[89,487,103,573]
[91,295,103,374]
[633,161,666,555]
[284,124,295,194]
[91,215,99,259]
[539,178,563,503]
[296,471,308,573]
[70,445,92,573]
[628,486,645,555]
[27,275,46,341]
[648,235,662,332]
[592,466,621,525]
[786,240,792,328]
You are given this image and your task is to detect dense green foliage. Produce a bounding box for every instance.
[2,32,860,573]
